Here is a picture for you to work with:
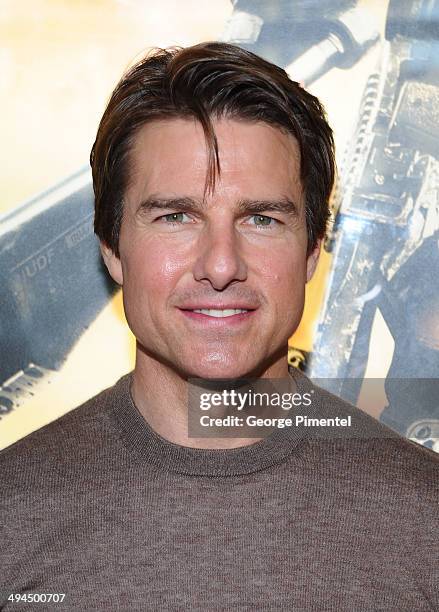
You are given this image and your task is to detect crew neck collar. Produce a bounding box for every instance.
[108,369,311,477]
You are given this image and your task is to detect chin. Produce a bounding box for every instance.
[183,357,261,382]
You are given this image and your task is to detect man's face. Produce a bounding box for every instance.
[102,118,320,380]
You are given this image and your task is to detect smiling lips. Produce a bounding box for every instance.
[179,306,257,320]
[192,308,248,318]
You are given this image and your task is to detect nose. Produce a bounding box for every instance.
[192,221,247,290]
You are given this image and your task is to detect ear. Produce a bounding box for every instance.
[305,239,321,283]
[100,241,123,285]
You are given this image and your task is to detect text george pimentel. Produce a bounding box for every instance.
[199,415,352,428]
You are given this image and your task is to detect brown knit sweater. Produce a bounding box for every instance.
[1,371,438,611]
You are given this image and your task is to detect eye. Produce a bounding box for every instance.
[249,214,278,227]
[159,212,192,224]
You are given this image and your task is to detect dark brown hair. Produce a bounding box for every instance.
[90,41,335,256]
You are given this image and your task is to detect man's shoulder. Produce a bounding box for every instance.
[0,373,131,485]
[299,374,439,493]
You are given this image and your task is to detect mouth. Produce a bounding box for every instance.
[178,307,257,324]
[190,308,249,318]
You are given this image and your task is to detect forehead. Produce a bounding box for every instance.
[125,117,302,205]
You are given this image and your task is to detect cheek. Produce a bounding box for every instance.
[255,248,307,326]
[123,240,187,301]
[254,246,307,287]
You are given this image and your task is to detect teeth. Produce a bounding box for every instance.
[193,309,248,317]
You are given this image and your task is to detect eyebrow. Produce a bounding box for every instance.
[138,197,200,214]
[237,197,300,218]
[137,196,300,218]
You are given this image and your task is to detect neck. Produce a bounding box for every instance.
[131,346,290,449]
